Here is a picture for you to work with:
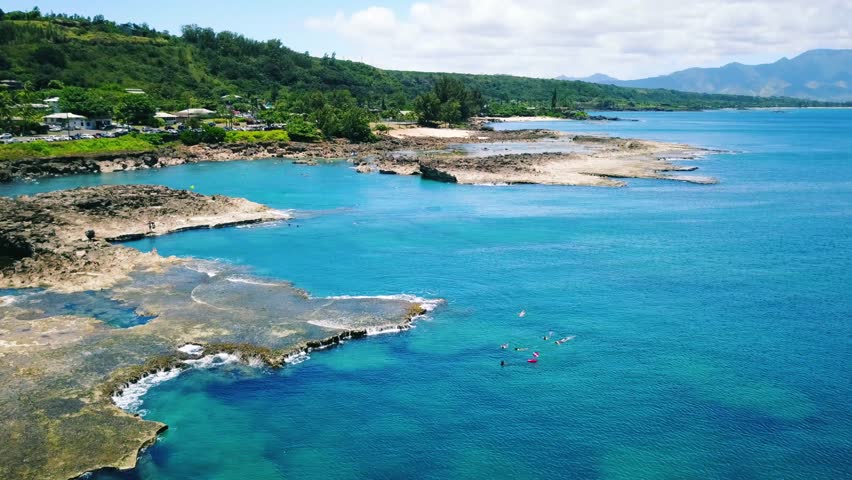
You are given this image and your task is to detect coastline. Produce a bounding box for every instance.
[0,127,716,188]
[0,185,440,480]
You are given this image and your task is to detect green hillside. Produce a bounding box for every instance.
[0,9,840,113]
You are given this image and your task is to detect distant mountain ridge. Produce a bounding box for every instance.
[557,50,852,101]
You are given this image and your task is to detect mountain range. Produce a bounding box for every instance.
[557,50,852,101]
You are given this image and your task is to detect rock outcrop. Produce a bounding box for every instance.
[0,185,286,291]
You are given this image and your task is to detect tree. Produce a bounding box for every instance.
[31,45,66,68]
[285,116,322,142]
[117,94,156,125]
[338,107,374,142]
[59,87,112,118]
[551,88,558,110]
[0,91,13,132]
[414,92,441,125]
[414,77,482,125]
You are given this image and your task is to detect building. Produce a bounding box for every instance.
[44,113,86,130]
[0,80,23,90]
[125,89,146,95]
[44,97,61,113]
[154,111,178,126]
[84,117,112,130]
[175,108,216,119]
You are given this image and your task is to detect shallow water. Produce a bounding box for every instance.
[3,110,851,479]
[0,288,156,328]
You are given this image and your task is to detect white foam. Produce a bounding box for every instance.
[177,344,204,356]
[186,262,222,278]
[269,209,295,219]
[183,352,241,369]
[112,352,245,413]
[225,276,284,287]
[323,294,443,312]
[112,368,182,414]
[284,351,310,365]
[366,324,413,336]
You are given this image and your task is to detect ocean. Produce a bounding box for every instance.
[2,109,850,479]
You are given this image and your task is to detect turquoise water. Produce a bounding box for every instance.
[0,288,156,328]
[3,110,851,479]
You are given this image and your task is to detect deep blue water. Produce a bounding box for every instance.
[3,110,851,479]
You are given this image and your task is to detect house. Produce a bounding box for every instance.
[155,111,178,126]
[0,80,23,90]
[44,97,61,113]
[44,112,87,130]
[84,116,112,130]
[125,89,146,95]
[175,108,216,119]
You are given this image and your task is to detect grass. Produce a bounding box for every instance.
[0,136,157,161]
[224,130,290,143]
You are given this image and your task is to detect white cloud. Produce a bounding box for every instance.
[305,0,852,79]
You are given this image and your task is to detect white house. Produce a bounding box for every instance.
[155,111,178,126]
[175,108,216,118]
[125,88,146,95]
[44,112,86,130]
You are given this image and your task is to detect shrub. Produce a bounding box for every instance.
[179,124,225,145]
[223,130,290,143]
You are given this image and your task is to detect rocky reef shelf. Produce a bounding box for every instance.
[0,185,438,480]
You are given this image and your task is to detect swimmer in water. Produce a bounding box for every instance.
[500,344,508,349]
[514,347,529,351]
[500,360,505,367]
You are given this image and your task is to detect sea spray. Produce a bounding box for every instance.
[112,368,182,414]
[113,352,242,415]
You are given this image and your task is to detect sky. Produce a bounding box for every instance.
[4,0,851,79]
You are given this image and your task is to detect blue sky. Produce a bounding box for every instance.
[4,1,850,79]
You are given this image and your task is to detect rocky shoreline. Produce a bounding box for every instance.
[0,184,435,480]
[0,184,287,291]
[0,128,716,188]
[0,129,556,183]
[359,133,717,186]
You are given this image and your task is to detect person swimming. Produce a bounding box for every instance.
[514,347,529,351]
[500,360,505,367]
[500,343,509,349]
[555,335,576,345]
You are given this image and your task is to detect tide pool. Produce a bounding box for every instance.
[3,110,850,479]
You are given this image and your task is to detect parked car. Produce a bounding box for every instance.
[79,134,95,140]
[0,133,12,140]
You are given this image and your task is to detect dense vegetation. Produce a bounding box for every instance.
[0,7,845,142]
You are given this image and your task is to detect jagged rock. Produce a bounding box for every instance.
[419,163,458,183]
